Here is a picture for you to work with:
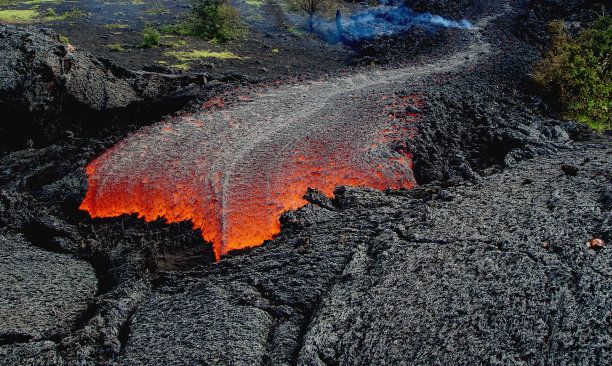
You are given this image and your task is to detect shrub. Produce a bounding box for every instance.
[533,16,611,131]
[59,7,86,19]
[161,0,246,42]
[287,0,338,31]
[139,25,160,48]
[43,8,56,17]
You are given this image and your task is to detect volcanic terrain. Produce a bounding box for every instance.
[0,0,610,364]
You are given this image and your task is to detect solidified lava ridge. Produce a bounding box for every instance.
[80,83,421,260]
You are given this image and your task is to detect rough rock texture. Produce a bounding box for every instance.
[116,142,611,365]
[0,23,205,114]
[406,0,478,20]
[0,233,97,343]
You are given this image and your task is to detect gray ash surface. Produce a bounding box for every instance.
[0,0,611,364]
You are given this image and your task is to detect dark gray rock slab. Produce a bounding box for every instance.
[0,233,97,341]
[0,23,205,114]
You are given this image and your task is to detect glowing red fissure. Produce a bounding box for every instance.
[80,93,420,260]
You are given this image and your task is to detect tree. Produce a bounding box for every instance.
[289,0,337,31]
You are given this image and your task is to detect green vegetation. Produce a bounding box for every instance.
[59,35,69,44]
[167,39,186,48]
[108,43,124,51]
[165,49,244,61]
[533,16,611,131]
[245,0,263,6]
[0,9,38,22]
[288,0,338,30]
[42,7,55,17]
[23,0,62,4]
[161,0,247,42]
[287,26,305,36]
[169,63,190,70]
[55,7,86,19]
[104,23,129,29]
[138,24,160,47]
[144,0,168,14]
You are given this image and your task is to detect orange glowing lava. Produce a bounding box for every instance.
[80,91,420,260]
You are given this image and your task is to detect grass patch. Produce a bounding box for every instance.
[45,7,86,20]
[108,43,124,51]
[533,16,611,131]
[144,0,169,14]
[23,0,62,4]
[0,9,38,22]
[59,35,69,44]
[167,39,186,48]
[245,0,263,6]
[165,49,244,61]
[287,26,305,36]
[169,63,191,70]
[104,23,129,29]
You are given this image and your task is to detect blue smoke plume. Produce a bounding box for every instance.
[312,4,473,43]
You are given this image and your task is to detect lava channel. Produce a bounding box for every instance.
[80,90,420,260]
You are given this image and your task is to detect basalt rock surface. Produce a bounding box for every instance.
[0,23,210,152]
[0,23,207,113]
[118,141,612,365]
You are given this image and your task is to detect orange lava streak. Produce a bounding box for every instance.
[80,93,420,260]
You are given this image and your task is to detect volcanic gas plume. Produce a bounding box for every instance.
[80,79,420,260]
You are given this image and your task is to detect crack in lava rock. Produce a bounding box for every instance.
[80,83,420,260]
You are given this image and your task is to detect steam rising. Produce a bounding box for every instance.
[313,4,473,43]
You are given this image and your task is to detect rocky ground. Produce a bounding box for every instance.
[0,0,610,364]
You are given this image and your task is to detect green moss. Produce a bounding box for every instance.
[167,39,186,48]
[245,0,263,6]
[0,9,38,22]
[108,43,124,51]
[59,35,69,44]
[287,27,305,36]
[169,63,190,70]
[104,23,129,29]
[23,0,63,4]
[165,49,244,61]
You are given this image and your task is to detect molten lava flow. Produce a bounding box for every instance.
[80,90,420,260]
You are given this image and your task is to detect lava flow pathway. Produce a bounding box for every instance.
[80,12,496,260]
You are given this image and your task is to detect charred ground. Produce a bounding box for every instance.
[0,0,611,364]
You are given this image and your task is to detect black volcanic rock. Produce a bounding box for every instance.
[406,0,478,20]
[0,23,205,114]
[114,143,611,365]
